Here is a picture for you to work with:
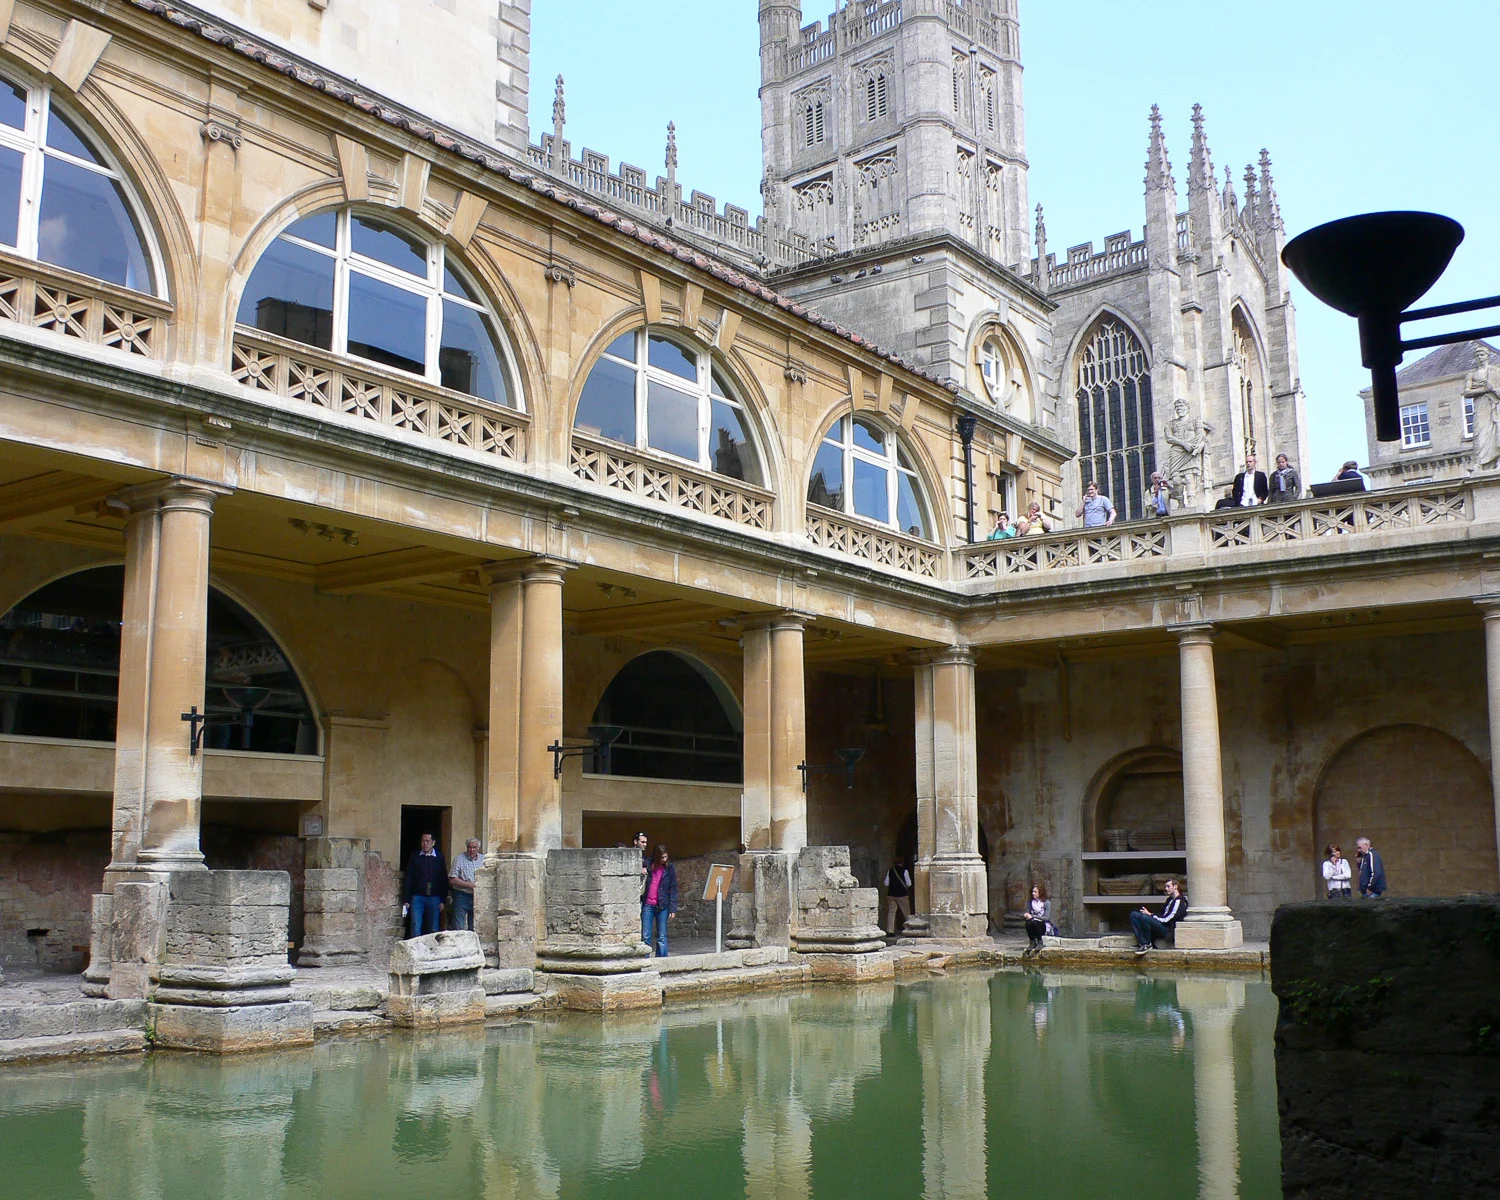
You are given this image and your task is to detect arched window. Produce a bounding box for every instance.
[808,415,930,538]
[573,328,763,484]
[236,207,515,407]
[0,70,155,293]
[1075,318,1154,522]
[803,100,826,148]
[0,567,317,753]
[590,651,741,784]
[1232,309,1266,460]
[864,74,888,122]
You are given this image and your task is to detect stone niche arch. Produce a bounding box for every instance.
[1083,746,1185,851]
[0,565,318,754]
[1312,724,1497,897]
[588,650,743,784]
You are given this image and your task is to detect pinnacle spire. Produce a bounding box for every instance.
[1145,104,1175,191]
[1258,149,1281,229]
[1033,203,1048,290]
[1188,103,1215,194]
[665,121,678,172]
[1243,162,1259,225]
[552,75,566,130]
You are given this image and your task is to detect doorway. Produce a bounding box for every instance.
[399,805,452,870]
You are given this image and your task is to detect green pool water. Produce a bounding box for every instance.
[0,970,1280,1200]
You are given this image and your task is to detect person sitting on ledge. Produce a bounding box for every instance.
[1130,878,1186,955]
[1023,884,1054,955]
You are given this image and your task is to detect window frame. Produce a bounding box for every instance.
[238,205,518,408]
[1399,401,1431,449]
[0,70,161,296]
[809,414,932,539]
[575,327,764,484]
[864,73,889,122]
[1464,395,1475,440]
[803,99,826,148]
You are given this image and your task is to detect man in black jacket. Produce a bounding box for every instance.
[883,855,914,935]
[403,832,448,938]
[1232,454,1269,507]
[1130,878,1187,954]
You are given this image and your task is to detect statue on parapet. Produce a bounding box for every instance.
[1163,397,1213,508]
[1464,344,1500,474]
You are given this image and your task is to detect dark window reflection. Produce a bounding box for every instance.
[439,300,507,404]
[0,566,316,754]
[0,81,25,131]
[37,157,152,292]
[0,145,22,248]
[808,440,845,510]
[346,270,426,375]
[589,651,741,783]
[575,355,636,443]
[237,238,335,349]
[710,398,760,484]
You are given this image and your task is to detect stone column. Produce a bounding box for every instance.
[919,975,990,1197]
[1179,979,1245,1200]
[912,648,988,939]
[1479,601,1500,888]
[1173,625,1243,949]
[476,557,570,968]
[733,613,808,949]
[107,479,227,881]
[739,613,809,852]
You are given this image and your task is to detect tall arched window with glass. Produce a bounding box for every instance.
[237,207,514,406]
[0,71,155,293]
[1075,319,1154,521]
[808,416,930,538]
[573,329,764,484]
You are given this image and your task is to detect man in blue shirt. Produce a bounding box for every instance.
[1356,837,1387,897]
[1075,481,1117,528]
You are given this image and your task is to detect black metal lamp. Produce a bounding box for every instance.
[548,723,624,779]
[797,747,865,791]
[1281,211,1498,441]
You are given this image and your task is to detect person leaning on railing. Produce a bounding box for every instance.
[1269,454,1301,503]
[1016,501,1054,536]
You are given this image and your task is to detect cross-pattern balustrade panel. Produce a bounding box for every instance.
[805,506,943,579]
[0,250,167,359]
[570,434,773,532]
[232,328,527,462]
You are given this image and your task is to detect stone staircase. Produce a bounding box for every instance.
[0,995,147,1064]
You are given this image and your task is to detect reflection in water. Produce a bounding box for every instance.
[0,971,1280,1200]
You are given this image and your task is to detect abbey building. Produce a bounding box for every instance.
[0,0,1495,1009]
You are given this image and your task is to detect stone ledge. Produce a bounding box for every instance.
[313,1010,391,1037]
[798,951,897,983]
[149,1000,315,1052]
[1017,945,1270,972]
[484,992,548,1021]
[0,998,146,1039]
[543,971,663,1011]
[481,968,535,995]
[660,962,808,1001]
[646,946,790,975]
[0,1028,147,1064]
[292,982,384,1012]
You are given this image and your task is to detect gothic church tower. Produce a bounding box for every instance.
[760,0,1028,265]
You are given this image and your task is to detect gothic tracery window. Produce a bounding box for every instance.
[865,73,889,122]
[1075,318,1155,522]
[803,100,826,147]
[0,69,157,293]
[1232,309,1266,460]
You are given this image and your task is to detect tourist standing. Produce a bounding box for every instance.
[1144,472,1172,518]
[448,837,482,930]
[1269,453,1301,504]
[1356,837,1387,897]
[1018,501,1054,536]
[402,831,447,938]
[1023,884,1053,954]
[1232,454,1269,507]
[1322,843,1352,899]
[643,844,678,957]
[635,830,653,944]
[1130,878,1187,954]
[1075,481,1116,528]
[987,512,1017,540]
[883,856,914,935]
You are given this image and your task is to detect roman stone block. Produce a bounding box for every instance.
[104,880,169,1000]
[149,1000,314,1053]
[1271,899,1500,1198]
[789,847,887,955]
[544,970,664,1012]
[387,930,487,1027]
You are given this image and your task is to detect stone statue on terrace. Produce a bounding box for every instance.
[1463,344,1500,474]
[1163,398,1213,508]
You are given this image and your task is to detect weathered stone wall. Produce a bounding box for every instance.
[982,629,1494,941]
[0,829,109,975]
[1271,899,1500,1198]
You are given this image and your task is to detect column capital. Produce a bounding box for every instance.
[1475,594,1500,617]
[483,554,575,588]
[912,645,976,669]
[112,476,232,516]
[739,609,812,635]
[1168,621,1217,644]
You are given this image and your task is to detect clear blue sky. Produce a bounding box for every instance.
[531,1,1498,481]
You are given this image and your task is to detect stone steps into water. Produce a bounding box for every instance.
[484,992,548,1020]
[0,997,147,1063]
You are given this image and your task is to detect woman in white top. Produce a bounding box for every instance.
[1322,843,1352,898]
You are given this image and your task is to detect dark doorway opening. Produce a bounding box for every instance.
[399,805,452,870]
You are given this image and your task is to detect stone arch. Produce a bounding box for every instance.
[1082,746,1185,851]
[1312,724,1496,897]
[0,565,319,754]
[588,649,743,784]
[226,190,540,418]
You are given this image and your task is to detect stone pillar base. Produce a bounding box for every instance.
[388,931,487,1027]
[723,889,757,950]
[478,853,545,969]
[750,851,794,949]
[150,1000,314,1052]
[925,854,990,940]
[1174,909,1244,950]
[789,847,887,954]
[81,893,114,997]
[799,951,896,984]
[104,880,170,1000]
[544,970,664,1011]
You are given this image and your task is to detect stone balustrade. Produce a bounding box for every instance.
[805,506,944,580]
[960,480,1479,586]
[231,328,528,462]
[0,249,168,359]
[570,434,775,532]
